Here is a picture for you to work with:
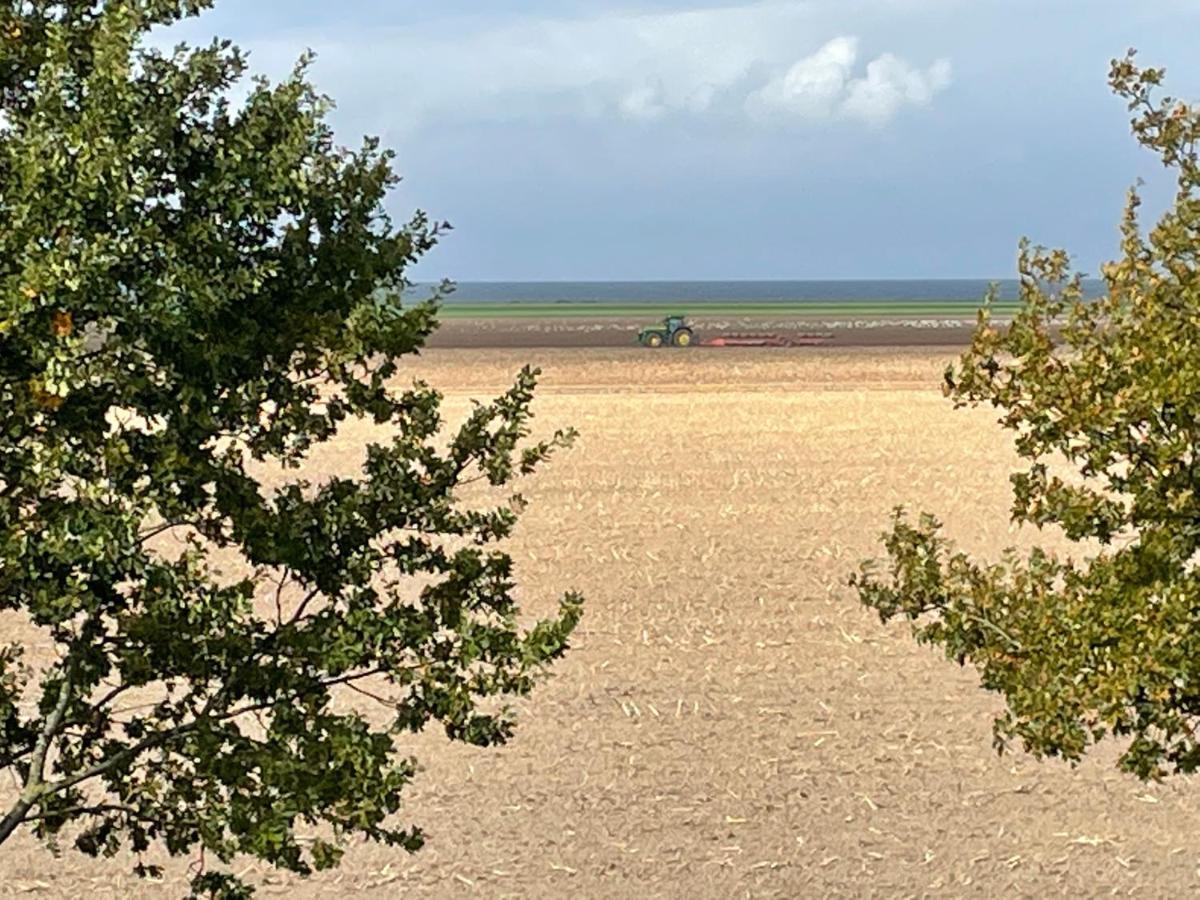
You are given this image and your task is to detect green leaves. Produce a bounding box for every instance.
[0,2,581,896]
[852,52,1200,783]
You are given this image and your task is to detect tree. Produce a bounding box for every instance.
[0,2,581,895]
[851,51,1200,782]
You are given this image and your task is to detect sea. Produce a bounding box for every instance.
[418,279,1106,305]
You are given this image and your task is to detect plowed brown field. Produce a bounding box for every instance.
[5,347,1199,898]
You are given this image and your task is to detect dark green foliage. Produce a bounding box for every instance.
[852,51,1200,781]
[0,2,581,895]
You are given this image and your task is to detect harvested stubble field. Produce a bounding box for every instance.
[5,347,1200,898]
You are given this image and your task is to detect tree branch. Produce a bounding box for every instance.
[286,587,321,626]
[273,568,293,626]
[137,519,204,545]
[0,662,74,845]
[21,801,195,830]
[966,614,1024,653]
[44,666,391,800]
[0,741,34,771]
[343,680,399,710]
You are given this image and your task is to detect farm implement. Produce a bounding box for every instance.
[637,315,832,349]
[701,333,832,347]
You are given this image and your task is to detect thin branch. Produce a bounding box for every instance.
[90,682,135,716]
[21,802,197,830]
[273,568,292,626]
[343,681,399,710]
[0,738,34,771]
[17,683,138,751]
[137,519,203,545]
[967,614,1024,653]
[108,701,167,720]
[286,587,321,627]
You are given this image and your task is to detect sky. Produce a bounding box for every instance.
[165,1,1200,281]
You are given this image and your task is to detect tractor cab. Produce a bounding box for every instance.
[637,314,694,348]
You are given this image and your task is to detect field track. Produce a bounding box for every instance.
[4,347,1197,898]
[425,315,980,349]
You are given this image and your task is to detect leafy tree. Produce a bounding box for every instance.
[852,51,1200,782]
[0,2,581,895]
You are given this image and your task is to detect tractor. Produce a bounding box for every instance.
[637,315,694,348]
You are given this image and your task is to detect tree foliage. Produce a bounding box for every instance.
[0,2,581,895]
[852,51,1200,781]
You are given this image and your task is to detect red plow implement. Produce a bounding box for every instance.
[700,332,833,348]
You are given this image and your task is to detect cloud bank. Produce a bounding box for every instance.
[235,3,951,132]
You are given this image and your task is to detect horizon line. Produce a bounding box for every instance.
[414,276,1100,284]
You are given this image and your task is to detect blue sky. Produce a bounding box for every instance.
[168,1,1200,281]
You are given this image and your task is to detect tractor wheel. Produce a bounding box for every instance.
[644,332,664,348]
[672,327,694,347]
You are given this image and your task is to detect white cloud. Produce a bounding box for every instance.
[748,37,952,125]
[746,35,859,119]
[620,85,668,121]
[843,54,952,123]
[211,2,952,133]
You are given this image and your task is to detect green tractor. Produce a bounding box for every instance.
[637,315,695,348]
